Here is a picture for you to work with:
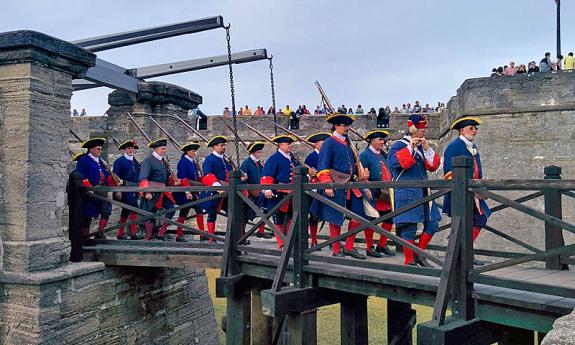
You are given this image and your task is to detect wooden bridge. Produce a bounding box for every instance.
[68,157,575,345]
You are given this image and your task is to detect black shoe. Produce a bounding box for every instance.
[406,261,418,266]
[154,234,167,241]
[376,245,396,256]
[256,232,274,239]
[343,248,367,260]
[366,249,384,258]
[94,232,106,240]
[116,234,129,240]
[332,251,345,258]
[473,258,485,266]
[199,236,208,242]
[176,236,187,242]
[414,255,432,268]
[278,245,284,251]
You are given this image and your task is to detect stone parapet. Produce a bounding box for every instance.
[0,30,95,272]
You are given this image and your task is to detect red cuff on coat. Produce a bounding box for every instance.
[202,173,218,186]
[106,175,116,186]
[395,147,416,169]
[180,178,190,186]
[317,170,333,184]
[82,179,92,187]
[260,176,274,185]
[424,153,441,172]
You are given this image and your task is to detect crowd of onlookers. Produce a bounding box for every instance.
[221,101,446,129]
[491,51,575,76]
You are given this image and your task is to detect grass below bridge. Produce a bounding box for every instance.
[206,268,435,344]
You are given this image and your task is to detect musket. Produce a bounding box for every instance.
[312,82,367,182]
[267,120,315,149]
[126,112,180,184]
[239,120,305,166]
[147,115,204,183]
[217,117,248,151]
[314,80,336,114]
[165,114,238,170]
[69,129,122,185]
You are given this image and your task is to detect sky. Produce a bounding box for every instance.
[2,0,573,115]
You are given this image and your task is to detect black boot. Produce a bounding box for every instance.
[343,248,367,260]
[376,245,396,256]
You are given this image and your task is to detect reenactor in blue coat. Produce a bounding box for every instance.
[304,132,330,246]
[388,115,441,266]
[359,130,395,258]
[310,113,370,259]
[174,140,205,242]
[201,136,236,244]
[443,116,491,265]
[260,135,300,249]
[112,139,142,240]
[240,141,273,239]
[138,138,179,241]
[75,138,116,241]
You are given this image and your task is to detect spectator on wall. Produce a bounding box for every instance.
[267,106,275,115]
[337,105,347,114]
[289,107,300,129]
[355,105,364,115]
[223,107,231,116]
[516,64,527,74]
[314,106,323,115]
[554,55,563,71]
[376,107,389,128]
[254,106,265,116]
[302,105,310,114]
[412,101,422,113]
[564,52,574,70]
[368,107,376,115]
[504,61,518,76]
[72,109,79,117]
[528,61,539,73]
[80,108,86,116]
[540,52,553,72]
[392,106,400,114]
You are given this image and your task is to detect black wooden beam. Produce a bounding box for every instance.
[72,16,224,52]
[260,287,352,317]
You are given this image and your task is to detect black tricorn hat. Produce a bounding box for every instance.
[306,132,331,143]
[81,137,106,149]
[246,141,265,153]
[147,138,168,148]
[118,139,139,150]
[206,135,228,147]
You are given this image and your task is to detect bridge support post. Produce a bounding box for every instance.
[500,326,535,345]
[251,287,273,345]
[543,165,567,270]
[284,310,317,345]
[417,318,502,345]
[226,289,251,345]
[341,295,368,345]
[387,299,416,345]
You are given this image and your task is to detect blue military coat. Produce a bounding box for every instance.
[309,135,365,226]
[260,151,299,212]
[201,153,233,213]
[387,137,441,225]
[442,137,491,218]
[113,155,140,207]
[76,154,111,218]
[174,155,204,211]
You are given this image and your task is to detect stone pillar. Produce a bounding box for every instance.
[106,81,202,162]
[0,30,95,272]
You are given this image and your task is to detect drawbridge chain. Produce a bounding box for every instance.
[269,55,278,135]
[225,24,240,169]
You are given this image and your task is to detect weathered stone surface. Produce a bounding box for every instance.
[0,32,95,272]
[542,310,575,345]
[0,266,218,345]
[109,81,202,109]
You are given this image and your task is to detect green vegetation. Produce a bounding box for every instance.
[206,269,434,344]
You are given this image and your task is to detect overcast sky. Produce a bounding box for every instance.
[2,0,573,115]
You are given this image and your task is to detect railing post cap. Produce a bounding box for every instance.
[294,166,309,175]
[544,165,561,175]
[451,156,473,168]
[229,170,243,178]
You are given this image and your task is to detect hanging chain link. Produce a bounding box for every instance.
[269,56,278,136]
[225,25,240,169]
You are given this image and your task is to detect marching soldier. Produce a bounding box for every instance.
[75,138,116,241]
[240,141,273,239]
[443,116,490,265]
[310,113,369,259]
[388,114,441,266]
[174,140,206,242]
[304,132,331,247]
[112,139,142,240]
[359,130,395,257]
[138,138,179,241]
[260,135,300,250]
[201,136,235,244]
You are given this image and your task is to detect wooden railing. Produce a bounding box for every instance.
[68,156,575,328]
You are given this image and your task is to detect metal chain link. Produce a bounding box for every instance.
[269,56,278,136]
[225,25,240,168]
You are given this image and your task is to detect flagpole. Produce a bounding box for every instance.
[557,0,561,58]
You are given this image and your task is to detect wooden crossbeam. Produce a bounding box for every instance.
[237,192,288,243]
[271,211,299,292]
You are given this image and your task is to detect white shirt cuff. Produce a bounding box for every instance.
[212,182,222,187]
[424,148,436,165]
